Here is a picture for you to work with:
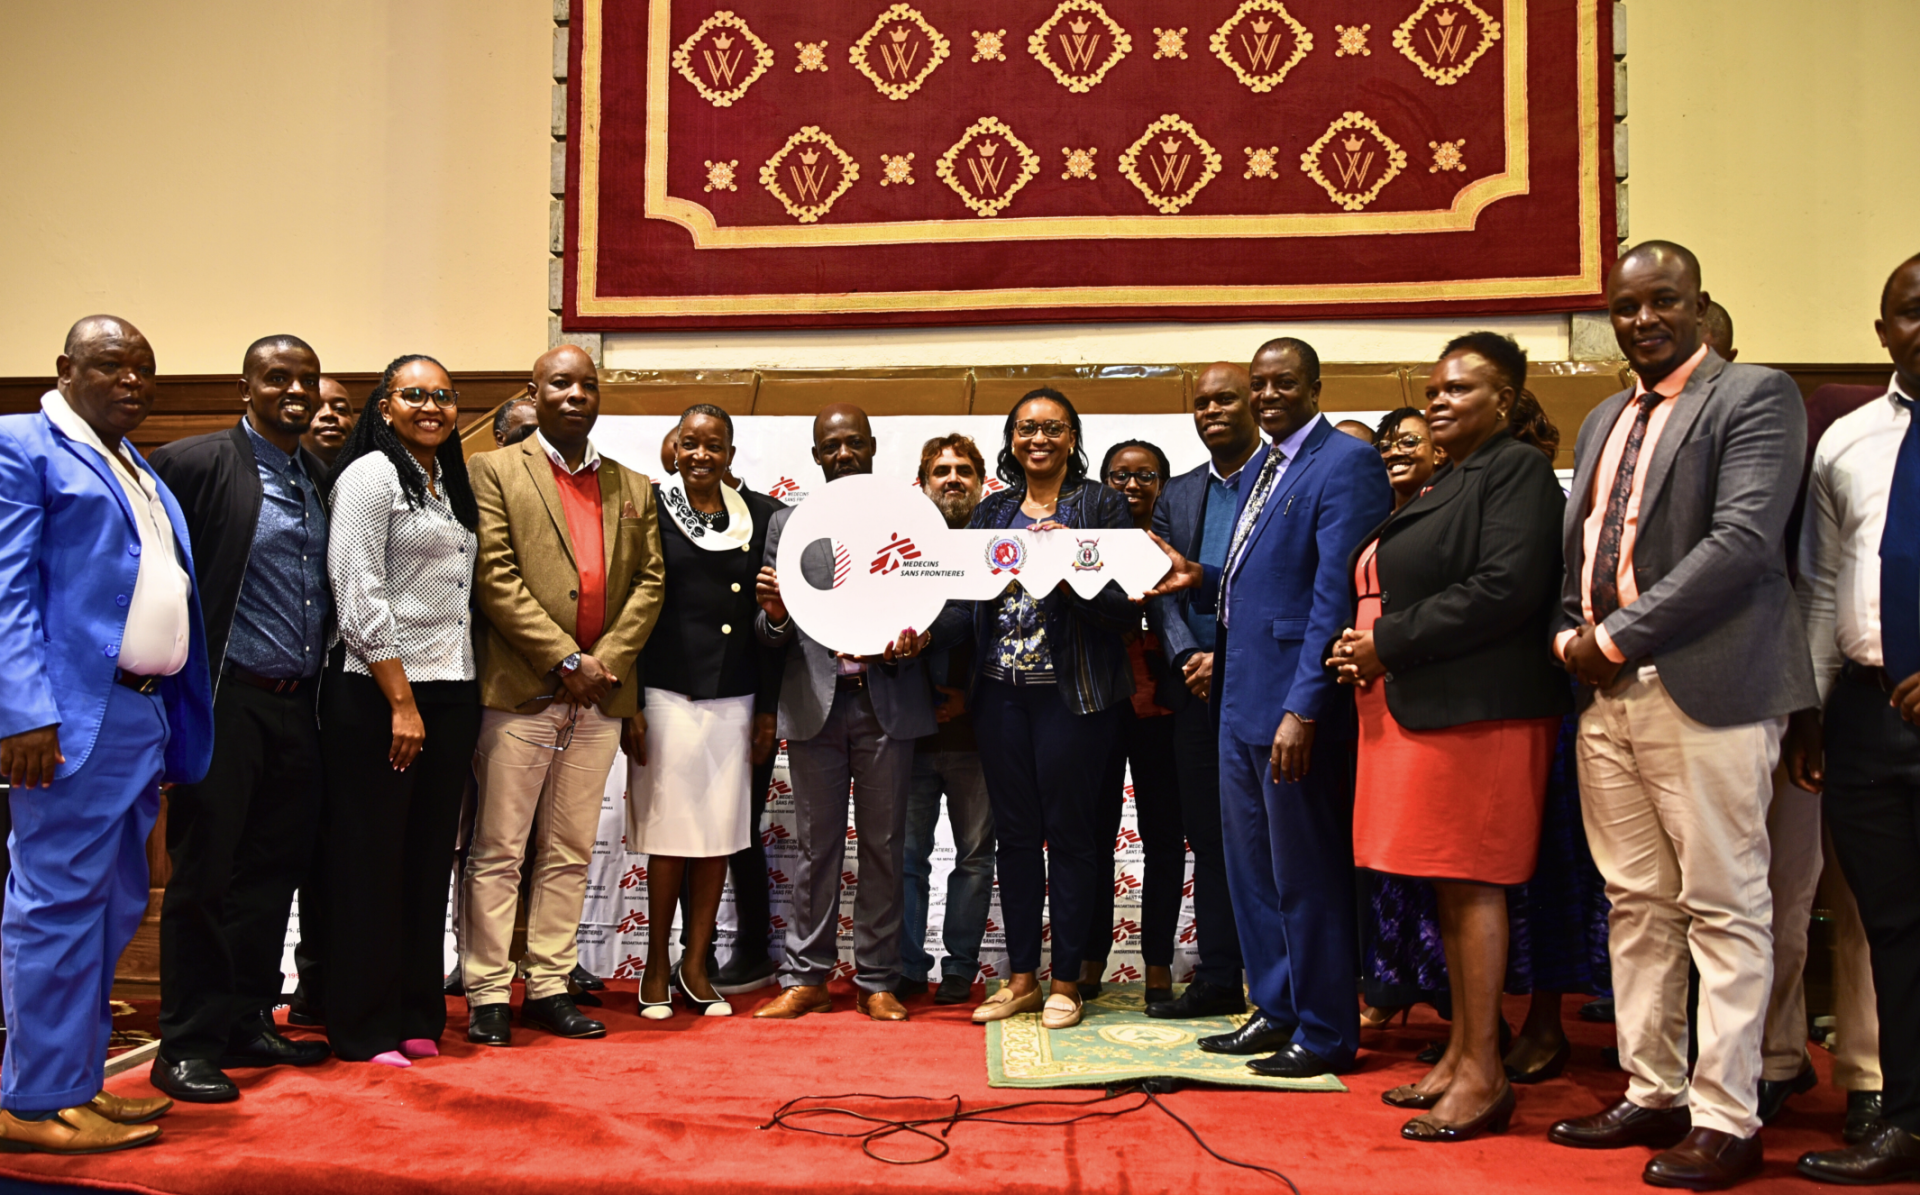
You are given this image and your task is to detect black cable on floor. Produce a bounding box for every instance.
[760,1085,1301,1192]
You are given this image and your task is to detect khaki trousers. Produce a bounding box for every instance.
[1763,770,1883,1089]
[461,703,621,1005]
[1577,670,1782,1139]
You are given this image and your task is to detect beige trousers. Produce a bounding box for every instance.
[1577,670,1782,1139]
[1763,770,1884,1089]
[461,703,621,1005]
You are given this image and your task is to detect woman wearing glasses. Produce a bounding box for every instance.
[929,388,1136,1031]
[1328,333,1570,1141]
[1079,440,1184,1005]
[321,356,481,1067]
[625,405,782,1018]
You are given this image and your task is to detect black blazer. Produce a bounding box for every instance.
[149,420,336,680]
[1350,430,1572,731]
[639,483,782,715]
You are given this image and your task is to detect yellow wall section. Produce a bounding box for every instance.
[0,2,1911,375]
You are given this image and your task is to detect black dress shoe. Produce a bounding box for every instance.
[1549,1098,1692,1150]
[570,963,605,992]
[934,975,973,1005]
[149,1058,238,1104]
[467,1004,512,1047]
[893,976,930,998]
[1506,1037,1572,1084]
[220,1010,330,1068]
[1077,979,1103,1001]
[1248,1043,1344,1079]
[712,953,779,996]
[442,970,465,997]
[1798,1123,1920,1185]
[1148,980,1247,1021]
[284,1007,323,1028]
[1578,996,1616,1023]
[1757,1063,1817,1124]
[1645,1127,1762,1189]
[1197,1011,1295,1056]
[521,994,606,1039]
[1846,1090,1885,1145]
[1144,986,1174,1007]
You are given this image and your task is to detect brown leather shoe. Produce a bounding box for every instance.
[88,1091,172,1125]
[752,984,832,1019]
[855,990,909,1021]
[0,1106,161,1154]
[1548,1099,1692,1150]
[1797,1123,1920,1185]
[1644,1128,1763,1190]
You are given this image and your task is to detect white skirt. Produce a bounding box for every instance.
[625,688,754,858]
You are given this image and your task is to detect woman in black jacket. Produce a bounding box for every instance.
[1329,332,1571,1142]
[929,388,1135,1031]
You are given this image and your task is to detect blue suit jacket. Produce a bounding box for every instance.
[1200,418,1394,747]
[0,411,215,784]
[1145,461,1213,711]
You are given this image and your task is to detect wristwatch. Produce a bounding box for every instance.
[557,652,582,676]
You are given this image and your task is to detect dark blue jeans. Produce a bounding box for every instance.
[972,680,1121,979]
[900,750,995,982]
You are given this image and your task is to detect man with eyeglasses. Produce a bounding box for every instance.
[1142,362,1254,1020]
[147,334,337,1103]
[460,345,664,1046]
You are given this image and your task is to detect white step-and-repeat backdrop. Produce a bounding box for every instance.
[282,409,1402,990]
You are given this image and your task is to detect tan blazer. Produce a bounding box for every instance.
[469,436,665,717]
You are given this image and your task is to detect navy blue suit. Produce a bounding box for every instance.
[0,406,213,1111]
[1198,417,1392,1067]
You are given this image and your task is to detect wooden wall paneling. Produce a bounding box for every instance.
[753,368,971,417]
[1526,361,1635,469]
[971,365,1186,415]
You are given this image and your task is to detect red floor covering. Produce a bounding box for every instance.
[0,986,1854,1195]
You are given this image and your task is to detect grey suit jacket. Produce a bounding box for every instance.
[1556,351,1818,726]
[753,504,936,743]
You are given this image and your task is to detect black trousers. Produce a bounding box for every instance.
[1087,709,1183,971]
[972,681,1121,978]
[1171,699,1245,987]
[157,681,324,1060]
[1824,674,1920,1133]
[320,673,479,1061]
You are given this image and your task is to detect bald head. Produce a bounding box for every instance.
[533,343,595,387]
[57,314,157,445]
[812,402,877,482]
[1701,301,1736,362]
[1191,361,1259,469]
[1612,240,1703,293]
[64,314,146,359]
[1880,253,1920,399]
[528,343,600,461]
[1607,240,1710,384]
[1195,361,1250,398]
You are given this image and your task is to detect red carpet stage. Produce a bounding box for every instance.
[0,988,1852,1194]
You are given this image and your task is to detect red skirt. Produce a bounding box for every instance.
[1349,542,1556,885]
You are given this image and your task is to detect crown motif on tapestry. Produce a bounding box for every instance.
[1159,138,1182,154]
[1436,9,1457,26]
[978,140,999,157]
[890,25,911,42]
[800,146,821,164]
[1250,18,1272,34]
[1343,134,1365,152]
[713,33,733,49]
[1070,17,1090,34]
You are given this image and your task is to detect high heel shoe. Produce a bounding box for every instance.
[1505,1037,1571,1085]
[1382,1084,1444,1110]
[673,966,733,1017]
[1361,1003,1412,1029]
[1401,1082,1516,1143]
[639,979,674,1021]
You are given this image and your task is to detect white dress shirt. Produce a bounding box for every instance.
[1797,374,1913,702]
[535,428,601,475]
[40,390,191,676]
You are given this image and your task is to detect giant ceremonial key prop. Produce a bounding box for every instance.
[777,474,1174,656]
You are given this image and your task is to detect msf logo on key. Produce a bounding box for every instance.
[869,533,923,575]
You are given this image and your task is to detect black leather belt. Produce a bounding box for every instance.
[835,672,868,691]
[113,669,161,695]
[1842,658,1894,692]
[225,665,314,696]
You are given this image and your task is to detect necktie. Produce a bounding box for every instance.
[1879,396,1920,680]
[1589,392,1663,621]
[1220,445,1284,628]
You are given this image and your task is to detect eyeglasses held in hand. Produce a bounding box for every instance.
[1377,434,1426,455]
[389,386,462,410]
[1106,469,1161,485]
[507,703,579,752]
[1014,420,1071,439]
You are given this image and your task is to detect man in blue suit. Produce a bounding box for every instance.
[1151,338,1393,1078]
[0,316,214,1154]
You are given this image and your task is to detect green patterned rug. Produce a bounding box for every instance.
[984,983,1348,1092]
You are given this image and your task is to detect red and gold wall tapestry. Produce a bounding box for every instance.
[564,0,1614,330]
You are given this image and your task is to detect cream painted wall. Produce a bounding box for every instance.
[0,1,552,376]
[2,2,1910,377]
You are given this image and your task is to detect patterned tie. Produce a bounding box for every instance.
[1879,396,1920,680]
[1219,445,1285,627]
[1589,391,1663,621]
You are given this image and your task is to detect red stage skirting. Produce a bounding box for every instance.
[0,986,1850,1194]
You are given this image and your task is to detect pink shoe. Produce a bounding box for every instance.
[399,1038,439,1058]
[370,1050,412,1068]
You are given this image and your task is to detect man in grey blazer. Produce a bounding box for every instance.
[752,404,935,1022]
[1546,241,1818,1189]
